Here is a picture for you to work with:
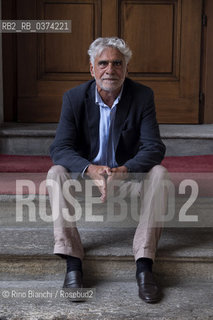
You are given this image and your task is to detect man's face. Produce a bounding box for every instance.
[90,47,128,92]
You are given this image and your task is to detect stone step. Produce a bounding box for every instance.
[1,194,213,229]
[1,123,213,156]
[0,123,55,156]
[0,227,212,281]
[160,124,213,156]
[0,279,213,320]
[1,193,212,281]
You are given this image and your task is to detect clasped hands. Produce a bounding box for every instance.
[85,164,129,202]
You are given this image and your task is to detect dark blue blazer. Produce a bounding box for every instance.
[50,78,166,173]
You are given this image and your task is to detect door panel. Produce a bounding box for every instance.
[17,0,101,121]
[122,3,174,73]
[119,0,202,123]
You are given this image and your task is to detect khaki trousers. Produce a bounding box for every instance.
[47,165,169,262]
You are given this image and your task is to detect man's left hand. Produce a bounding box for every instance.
[106,166,129,190]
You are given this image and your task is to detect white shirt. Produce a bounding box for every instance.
[92,86,123,168]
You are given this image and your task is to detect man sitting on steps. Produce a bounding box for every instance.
[47,37,169,303]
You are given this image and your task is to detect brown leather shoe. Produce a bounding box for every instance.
[63,270,83,289]
[136,271,161,303]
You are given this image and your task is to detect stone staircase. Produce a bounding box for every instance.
[0,123,213,319]
[0,225,213,319]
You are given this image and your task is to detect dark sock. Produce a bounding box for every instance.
[66,255,82,275]
[136,257,153,277]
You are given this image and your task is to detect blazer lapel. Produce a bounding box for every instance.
[113,80,132,151]
[85,81,100,159]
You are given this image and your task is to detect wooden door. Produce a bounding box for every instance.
[3,0,203,123]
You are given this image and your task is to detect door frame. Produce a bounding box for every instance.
[200,0,213,123]
[1,0,17,122]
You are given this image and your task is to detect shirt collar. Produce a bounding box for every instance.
[95,85,123,109]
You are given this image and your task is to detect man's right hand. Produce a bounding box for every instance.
[85,164,112,202]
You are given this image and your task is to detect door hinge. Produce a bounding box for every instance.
[199,92,205,106]
[202,14,207,26]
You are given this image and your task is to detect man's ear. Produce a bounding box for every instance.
[90,63,95,77]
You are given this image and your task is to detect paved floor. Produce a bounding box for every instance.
[0,279,213,320]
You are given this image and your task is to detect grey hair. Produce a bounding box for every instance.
[88,37,132,66]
